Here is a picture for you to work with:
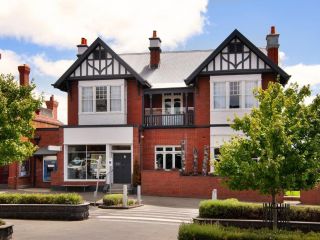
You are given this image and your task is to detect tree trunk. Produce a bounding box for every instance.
[272,192,277,231]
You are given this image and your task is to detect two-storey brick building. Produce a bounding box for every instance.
[41,26,290,200]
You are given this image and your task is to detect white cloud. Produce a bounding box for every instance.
[0,49,27,76]
[284,63,320,87]
[32,55,73,78]
[0,0,208,52]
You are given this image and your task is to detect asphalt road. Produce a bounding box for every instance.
[5,200,199,240]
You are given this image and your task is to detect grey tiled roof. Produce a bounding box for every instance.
[120,48,267,88]
[120,50,212,88]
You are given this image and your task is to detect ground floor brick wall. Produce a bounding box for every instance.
[142,128,210,173]
[300,186,320,205]
[142,170,283,202]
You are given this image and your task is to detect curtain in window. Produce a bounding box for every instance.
[213,82,226,108]
[110,86,121,111]
[82,87,93,112]
[245,81,257,108]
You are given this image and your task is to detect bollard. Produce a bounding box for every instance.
[212,189,217,200]
[137,185,141,205]
[123,185,128,207]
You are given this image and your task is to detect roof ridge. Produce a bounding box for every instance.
[119,49,214,55]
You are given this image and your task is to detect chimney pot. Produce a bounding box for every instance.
[152,30,157,38]
[271,26,276,34]
[18,64,30,86]
[81,37,87,45]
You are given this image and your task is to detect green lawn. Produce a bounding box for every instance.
[285,191,300,197]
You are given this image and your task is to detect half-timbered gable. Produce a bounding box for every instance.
[53,37,150,91]
[185,29,290,85]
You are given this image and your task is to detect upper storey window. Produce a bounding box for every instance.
[229,81,240,108]
[213,80,258,110]
[228,42,244,53]
[81,85,122,113]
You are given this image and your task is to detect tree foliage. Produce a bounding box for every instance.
[0,74,42,166]
[216,82,320,198]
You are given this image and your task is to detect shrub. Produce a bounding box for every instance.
[0,219,5,226]
[199,199,320,222]
[178,223,320,240]
[103,194,137,206]
[0,193,83,205]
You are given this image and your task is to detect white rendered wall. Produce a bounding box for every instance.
[78,79,127,125]
[210,74,261,125]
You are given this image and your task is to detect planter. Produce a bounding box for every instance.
[0,224,13,240]
[193,217,320,232]
[0,203,89,221]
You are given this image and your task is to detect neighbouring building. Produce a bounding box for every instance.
[0,64,63,189]
[6,27,318,203]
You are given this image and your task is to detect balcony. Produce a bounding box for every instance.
[143,88,194,127]
[144,108,194,127]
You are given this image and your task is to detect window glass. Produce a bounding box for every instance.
[19,160,30,177]
[214,148,221,161]
[110,86,121,112]
[164,99,171,114]
[228,42,244,53]
[213,82,226,109]
[82,87,93,112]
[174,98,181,114]
[245,81,258,108]
[229,81,240,108]
[175,154,182,169]
[96,86,108,112]
[67,145,106,180]
[165,154,173,169]
[156,154,164,169]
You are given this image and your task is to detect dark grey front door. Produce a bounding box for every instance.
[113,153,131,184]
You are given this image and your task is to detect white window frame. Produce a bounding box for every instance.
[154,145,182,170]
[212,78,260,111]
[79,81,124,114]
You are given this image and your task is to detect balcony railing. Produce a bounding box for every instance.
[144,112,194,127]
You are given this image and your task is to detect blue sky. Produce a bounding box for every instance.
[0,0,319,123]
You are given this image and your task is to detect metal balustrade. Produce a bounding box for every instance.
[144,112,194,127]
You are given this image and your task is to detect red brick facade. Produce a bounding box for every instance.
[142,170,283,201]
[68,81,79,125]
[127,79,143,125]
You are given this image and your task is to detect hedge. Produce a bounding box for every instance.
[0,193,83,205]
[103,194,136,206]
[199,199,320,222]
[178,224,320,240]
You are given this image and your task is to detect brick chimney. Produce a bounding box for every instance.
[18,64,30,86]
[149,30,161,69]
[266,26,279,65]
[77,37,88,57]
[45,95,59,120]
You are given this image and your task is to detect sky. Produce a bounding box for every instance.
[0,0,319,123]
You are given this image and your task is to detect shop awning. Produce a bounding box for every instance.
[33,146,61,156]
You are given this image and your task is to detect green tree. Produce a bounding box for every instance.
[0,74,42,166]
[215,82,320,230]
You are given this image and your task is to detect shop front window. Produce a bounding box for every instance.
[67,145,106,180]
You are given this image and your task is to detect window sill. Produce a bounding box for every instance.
[79,112,125,115]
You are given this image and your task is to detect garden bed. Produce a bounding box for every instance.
[178,223,320,240]
[0,193,89,220]
[99,194,142,209]
[199,199,320,222]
